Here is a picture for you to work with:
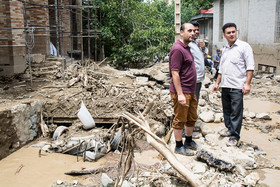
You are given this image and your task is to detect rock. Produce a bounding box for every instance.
[256,113,272,120]
[254,74,262,79]
[148,119,165,136]
[194,119,204,129]
[198,98,206,106]
[248,112,256,118]
[102,173,113,187]
[265,82,272,86]
[159,162,173,172]
[120,180,131,187]
[196,149,235,171]
[192,163,207,174]
[244,111,256,118]
[200,90,209,100]
[163,55,169,62]
[275,75,280,82]
[260,127,269,133]
[200,124,215,136]
[234,164,247,176]
[163,82,169,89]
[42,145,51,152]
[11,142,20,149]
[261,74,273,79]
[214,113,223,123]
[231,183,243,187]
[73,180,78,185]
[205,134,220,146]
[199,111,215,123]
[243,172,260,186]
[277,135,280,140]
[56,180,63,185]
[232,152,255,169]
[135,76,149,85]
[255,149,267,156]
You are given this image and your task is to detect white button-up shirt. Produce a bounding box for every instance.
[219,39,255,89]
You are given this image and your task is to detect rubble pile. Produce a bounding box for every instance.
[41,62,173,126]
[1,58,280,186]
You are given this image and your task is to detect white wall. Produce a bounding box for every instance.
[248,0,276,44]
[213,0,277,44]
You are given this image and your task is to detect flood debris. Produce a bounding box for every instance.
[15,164,24,175]
[64,167,114,176]
[77,101,95,130]
[40,110,49,137]
[117,108,204,186]
[1,58,280,187]
[52,126,68,141]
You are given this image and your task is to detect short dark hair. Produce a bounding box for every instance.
[180,24,185,31]
[222,23,237,33]
[180,23,191,31]
[190,21,199,27]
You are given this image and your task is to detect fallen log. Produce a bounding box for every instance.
[64,167,114,176]
[121,111,205,187]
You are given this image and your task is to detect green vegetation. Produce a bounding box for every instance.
[88,0,213,68]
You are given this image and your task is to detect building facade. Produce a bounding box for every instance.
[213,0,280,74]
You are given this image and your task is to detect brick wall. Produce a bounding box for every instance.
[0,0,25,75]
[25,0,50,55]
[0,0,77,75]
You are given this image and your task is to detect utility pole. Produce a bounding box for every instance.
[174,0,181,42]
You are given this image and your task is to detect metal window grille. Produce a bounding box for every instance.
[275,0,280,42]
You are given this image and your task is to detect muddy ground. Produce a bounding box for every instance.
[0,59,280,187]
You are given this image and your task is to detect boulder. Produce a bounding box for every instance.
[243,172,260,186]
[200,124,215,136]
[256,113,272,120]
[199,111,215,123]
[214,113,224,123]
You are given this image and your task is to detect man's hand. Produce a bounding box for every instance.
[212,83,219,92]
[178,94,188,106]
[242,83,251,95]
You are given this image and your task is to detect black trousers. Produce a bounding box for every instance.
[222,88,244,140]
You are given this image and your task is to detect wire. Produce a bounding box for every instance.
[25,26,35,50]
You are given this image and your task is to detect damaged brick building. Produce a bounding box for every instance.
[0,0,101,76]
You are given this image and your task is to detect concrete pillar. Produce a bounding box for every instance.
[174,0,181,42]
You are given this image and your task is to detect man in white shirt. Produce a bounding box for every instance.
[212,23,254,146]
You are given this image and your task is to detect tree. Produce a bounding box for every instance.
[96,0,213,68]
[101,0,174,68]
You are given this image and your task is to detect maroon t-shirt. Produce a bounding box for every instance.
[169,40,197,94]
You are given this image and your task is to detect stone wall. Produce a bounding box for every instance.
[0,100,42,159]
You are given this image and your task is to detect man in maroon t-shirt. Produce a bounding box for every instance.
[169,23,198,156]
